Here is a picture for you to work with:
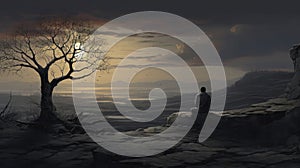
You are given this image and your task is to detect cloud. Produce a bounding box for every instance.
[1,0,300,73]
[224,51,293,71]
[202,23,300,62]
[230,25,242,33]
[176,43,185,54]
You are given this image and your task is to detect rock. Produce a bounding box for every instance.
[46,138,76,148]
[45,150,81,164]
[286,44,300,99]
[24,149,56,160]
[143,126,167,133]
[70,125,86,134]
[267,98,296,105]
[176,143,224,153]
[265,105,294,113]
[92,147,130,166]
[236,152,300,165]
[223,97,300,119]
[49,123,69,134]
[166,112,192,126]
[122,150,216,167]
[286,135,300,146]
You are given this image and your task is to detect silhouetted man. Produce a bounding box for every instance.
[184,87,211,143]
[197,87,211,114]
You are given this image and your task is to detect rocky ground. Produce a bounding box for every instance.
[0,122,97,168]
[115,97,300,168]
[1,97,300,168]
[120,142,300,168]
[1,71,300,167]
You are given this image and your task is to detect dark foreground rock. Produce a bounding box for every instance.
[0,122,98,168]
[105,97,300,167]
[120,142,300,168]
[1,97,300,167]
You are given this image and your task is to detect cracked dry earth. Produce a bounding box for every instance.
[1,97,300,168]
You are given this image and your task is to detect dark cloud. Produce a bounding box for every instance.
[1,0,300,71]
[205,23,300,60]
[1,0,300,22]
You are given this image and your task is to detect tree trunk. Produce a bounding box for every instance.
[39,76,57,122]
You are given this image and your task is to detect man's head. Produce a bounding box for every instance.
[200,87,206,93]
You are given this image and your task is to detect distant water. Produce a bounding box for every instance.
[0,70,292,130]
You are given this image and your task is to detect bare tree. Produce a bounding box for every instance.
[0,18,108,122]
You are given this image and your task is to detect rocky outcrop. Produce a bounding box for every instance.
[121,142,300,168]
[118,98,300,167]
[285,44,300,99]
[125,97,300,145]
[213,97,300,145]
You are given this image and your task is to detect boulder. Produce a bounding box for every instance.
[166,111,192,126]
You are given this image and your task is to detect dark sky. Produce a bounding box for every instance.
[1,0,300,22]
[1,0,300,71]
